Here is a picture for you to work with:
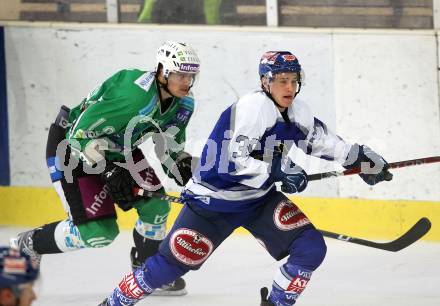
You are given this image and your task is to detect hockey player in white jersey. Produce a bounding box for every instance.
[98,51,393,306]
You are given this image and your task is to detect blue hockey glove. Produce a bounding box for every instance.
[343,144,393,186]
[270,154,308,194]
[280,170,308,194]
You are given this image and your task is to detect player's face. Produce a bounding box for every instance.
[267,72,299,109]
[167,72,196,98]
[0,288,18,306]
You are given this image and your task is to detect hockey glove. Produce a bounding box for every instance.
[101,163,137,202]
[280,170,308,194]
[343,143,393,186]
[270,154,308,194]
[170,151,196,186]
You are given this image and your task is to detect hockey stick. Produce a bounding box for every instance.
[319,217,431,252]
[133,188,431,252]
[308,156,440,181]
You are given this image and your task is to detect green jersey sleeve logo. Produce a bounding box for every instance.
[134,72,155,92]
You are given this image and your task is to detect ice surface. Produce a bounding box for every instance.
[1,227,438,306]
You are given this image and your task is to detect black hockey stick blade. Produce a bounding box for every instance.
[319,217,431,252]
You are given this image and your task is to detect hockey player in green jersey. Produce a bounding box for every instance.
[10,41,200,296]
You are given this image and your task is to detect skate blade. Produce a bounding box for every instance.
[150,288,188,296]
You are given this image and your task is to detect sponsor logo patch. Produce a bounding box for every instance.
[260,51,278,64]
[273,200,310,231]
[134,269,154,294]
[86,184,110,216]
[4,257,26,274]
[282,54,296,61]
[298,270,312,278]
[113,288,135,305]
[285,292,299,301]
[179,63,199,72]
[135,72,155,92]
[169,228,213,266]
[118,272,146,300]
[286,276,309,294]
[176,108,191,123]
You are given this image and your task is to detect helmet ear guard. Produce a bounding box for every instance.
[156,62,164,77]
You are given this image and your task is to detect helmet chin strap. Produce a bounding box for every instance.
[155,65,175,101]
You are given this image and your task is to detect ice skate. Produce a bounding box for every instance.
[10,229,42,268]
[152,277,187,296]
[260,287,274,306]
[97,299,108,306]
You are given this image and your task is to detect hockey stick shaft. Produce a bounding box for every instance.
[133,188,431,251]
[308,156,440,181]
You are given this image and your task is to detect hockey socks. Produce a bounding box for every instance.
[131,228,163,271]
[269,228,327,305]
[270,264,312,305]
[106,253,188,305]
[33,221,63,254]
[107,270,153,306]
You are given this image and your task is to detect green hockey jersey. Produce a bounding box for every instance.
[66,69,194,175]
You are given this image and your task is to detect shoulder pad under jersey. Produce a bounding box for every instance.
[239,90,279,119]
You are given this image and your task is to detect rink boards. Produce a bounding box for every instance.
[0,186,439,241]
[1,22,439,202]
[0,23,439,242]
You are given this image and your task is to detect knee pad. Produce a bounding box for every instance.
[77,218,119,248]
[143,253,189,289]
[288,228,327,270]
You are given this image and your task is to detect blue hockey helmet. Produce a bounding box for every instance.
[259,51,302,81]
[0,247,39,287]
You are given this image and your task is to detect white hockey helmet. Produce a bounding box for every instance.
[156,41,201,78]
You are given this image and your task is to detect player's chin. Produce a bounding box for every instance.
[280,96,294,107]
[173,89,189,98]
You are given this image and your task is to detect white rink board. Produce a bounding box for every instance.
[1,227,439,306]
[4,25,440,201]
[333,33,440,200]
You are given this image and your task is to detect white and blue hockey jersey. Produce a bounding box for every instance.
[182,90,352,212]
